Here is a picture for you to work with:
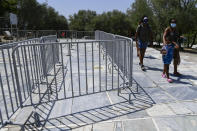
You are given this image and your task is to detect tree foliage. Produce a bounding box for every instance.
[0,0,68,30]
[0,0,17,16]
[69,10,96,31]
[95,10,132,36]
[150,0,197,33]
[1,0,197,44]
[17,0,68,30]
[69,10,132,36]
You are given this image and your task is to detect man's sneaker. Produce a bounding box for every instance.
[141,65,145,71]
[173,72,182,77]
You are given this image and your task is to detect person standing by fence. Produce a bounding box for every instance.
[162,18,179,83]
[135,16,153,71]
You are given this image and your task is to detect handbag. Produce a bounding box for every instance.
[161,46,167,55]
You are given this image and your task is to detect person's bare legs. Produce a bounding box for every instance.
[136,44,139,57]
[137,48,140,57]
[163,64,166,75]
[173,58,181,76]
[163,64,173,82]
[165,64,170,79]
[139,48,146,65]
[173,49,181,76]
[174,59,178,73]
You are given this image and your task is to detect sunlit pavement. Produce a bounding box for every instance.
[4,41,197,131]
[70,43,197,131]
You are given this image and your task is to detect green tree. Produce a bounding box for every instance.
[0,0,17,16]
[93,10,132,36]
[150,0,197,46]
[69,10,97,31]
[18,0,68,30]
[127,0,155,33]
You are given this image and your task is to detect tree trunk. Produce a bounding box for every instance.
[187,34,190,48]
[190,31,197,48]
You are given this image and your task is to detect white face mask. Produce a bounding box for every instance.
[170,23,176,28]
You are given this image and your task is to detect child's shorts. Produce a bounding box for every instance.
[162,44,174,65]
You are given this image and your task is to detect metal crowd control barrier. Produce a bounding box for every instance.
[0,31,133,129]
[95,30,133,93]
[57,30,95,39]
[11,39,132,104]
[1,29,95,44]
[0,35,57,128]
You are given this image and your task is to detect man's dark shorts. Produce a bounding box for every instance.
[138,40,148,49]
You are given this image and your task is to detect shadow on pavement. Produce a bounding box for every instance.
[146,66,163,72]
[22,80,155,130]
[172,74,197,85]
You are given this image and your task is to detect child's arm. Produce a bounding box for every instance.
[172,41,179,49]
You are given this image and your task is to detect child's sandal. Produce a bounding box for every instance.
[167,78,173,83]
[162,74,166,78]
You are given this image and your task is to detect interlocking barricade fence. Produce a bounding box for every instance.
[0,31,133,129]
[12,40,129,104]
[0,35,57,128]
[0,38,40,128]
[1,29,95,44]
[95,30,133,88]
[12,33,133,104]
[57,30,95,40]
[40,35,59,77]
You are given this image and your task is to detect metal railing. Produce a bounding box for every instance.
[0,31,133,129]
[0,38,41,128]
[95,30,133,87]
[0,35,57,128]
[0,29,95,44]
[12,40,130,103]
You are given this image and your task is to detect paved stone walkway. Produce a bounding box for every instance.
[3,42,197,131]
[68,43,197,131]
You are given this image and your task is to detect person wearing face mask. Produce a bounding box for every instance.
[162,18,180,83]
[135,16,153,71]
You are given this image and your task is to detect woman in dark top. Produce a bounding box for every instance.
[162,18,179,83]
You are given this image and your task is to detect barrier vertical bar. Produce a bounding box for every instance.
[1,49,14,112]
[84,42,88,94]
[23,46,33,105]
[69,43,74,97]
[123,40,126,88]
[37,46,43,79]
[0,74,9,119]
[29,42,38,91]
[52,44,58,99]
[60,43,66,98]
[105,42,108,90]
[92,42,95,93]
[117,41,120,96]
[77,43,81,95]
[99,41,101,92]
[7,48,19,107]
[0,108,3,126]
[131,40,133,87]
[12,47,23,107]
[33,45,41,101]
[112,41,114,89]
[16,47,26,100]
[20,44,28,99]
